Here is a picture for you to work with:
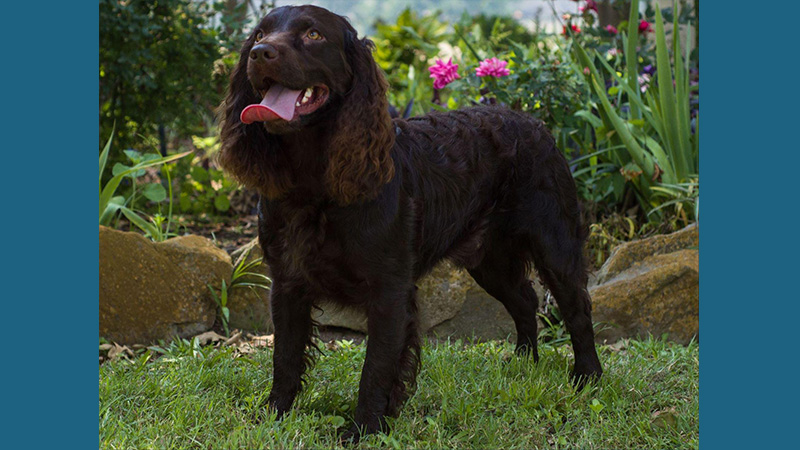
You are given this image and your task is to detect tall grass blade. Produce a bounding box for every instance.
[99,127,115,187]
[589,75,654,180]
[625,0,640,119]
[654,6,685,181]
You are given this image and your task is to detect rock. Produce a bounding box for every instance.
[99,226,232,345]
[228,238,273,333]
[228,239,482,334]
[428,279,549,342]
[589,225,699,344]
[427,288,516,342]
[595,224,698,285]
[416,262,474,330]
[314,261,473,333]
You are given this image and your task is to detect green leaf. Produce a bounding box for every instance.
[119,206,159,238]
[100,151,191,221]
[142,183,167,203]
[190,166,209,183]
[112,162,132,177]
[99,128,114,187]
[588,74,655,180]
[220,280,228,307]
[330,416,346,428]
[620,162,643,181]
[654,6,686,180]
[214,195,230,212]
[99,195,126,226]
[123,149,142,162]
[625,0,641,118]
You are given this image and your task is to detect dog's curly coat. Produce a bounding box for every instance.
[219,5,602,440]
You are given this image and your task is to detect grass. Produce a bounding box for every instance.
[99,337,698,449]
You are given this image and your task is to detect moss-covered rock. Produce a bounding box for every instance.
[590,225,699,344]
[595,224,698,285]
[99,226,232,345]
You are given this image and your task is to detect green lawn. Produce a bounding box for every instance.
[99,337,698,449]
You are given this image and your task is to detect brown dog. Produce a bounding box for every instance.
[219,5,602,441]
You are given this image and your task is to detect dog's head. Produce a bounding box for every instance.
[220,6,395,204]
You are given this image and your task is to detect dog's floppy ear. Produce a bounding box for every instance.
[325,31,396,205]
[218,37,294,199]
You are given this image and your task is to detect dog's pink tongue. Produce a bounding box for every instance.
[240,84,302,124]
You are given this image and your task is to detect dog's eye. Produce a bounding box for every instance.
[306,29,323,40]
[255,30,264,41]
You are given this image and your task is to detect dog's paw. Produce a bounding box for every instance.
[266,395,293,420]
[339,424,365,446]
[571,364,603,391]
[513,342,540,362]
[339,418,386,445]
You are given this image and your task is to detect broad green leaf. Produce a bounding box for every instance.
[100,151,191,221]
[214,194,230,212]
[112,162,132,177]
[190,166,209,183]
[123,149,142,162]
[330,416,346,428]
[142,183,167,203]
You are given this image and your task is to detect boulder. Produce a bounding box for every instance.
[99,226,232,345]
[312,260,474,333]
[589,225,699,344]
[416,262,475,331]
[228,238,478,334]
[428,279,549,342]
[595,224,698,284]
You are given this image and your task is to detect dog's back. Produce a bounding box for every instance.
[392,105,582,277]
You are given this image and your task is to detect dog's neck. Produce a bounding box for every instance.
[269,124,332,199]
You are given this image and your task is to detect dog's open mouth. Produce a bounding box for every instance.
[241,83,330,124]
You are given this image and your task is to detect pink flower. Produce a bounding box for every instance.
[428,58,460,89]
[638,20,652,33]
[475,57,510,78]
[585,1,598,12]
[605,24,618,35]
[562,24,581,36]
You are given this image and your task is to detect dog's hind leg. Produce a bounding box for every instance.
[525,192,603,389]
[468,241,541,360]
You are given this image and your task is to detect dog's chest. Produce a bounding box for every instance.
[261,203,368,296]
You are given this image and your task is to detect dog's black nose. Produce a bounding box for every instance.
[250,43,278,60]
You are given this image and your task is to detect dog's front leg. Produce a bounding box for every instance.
[344,284,417,441]
[267,280,314,418]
